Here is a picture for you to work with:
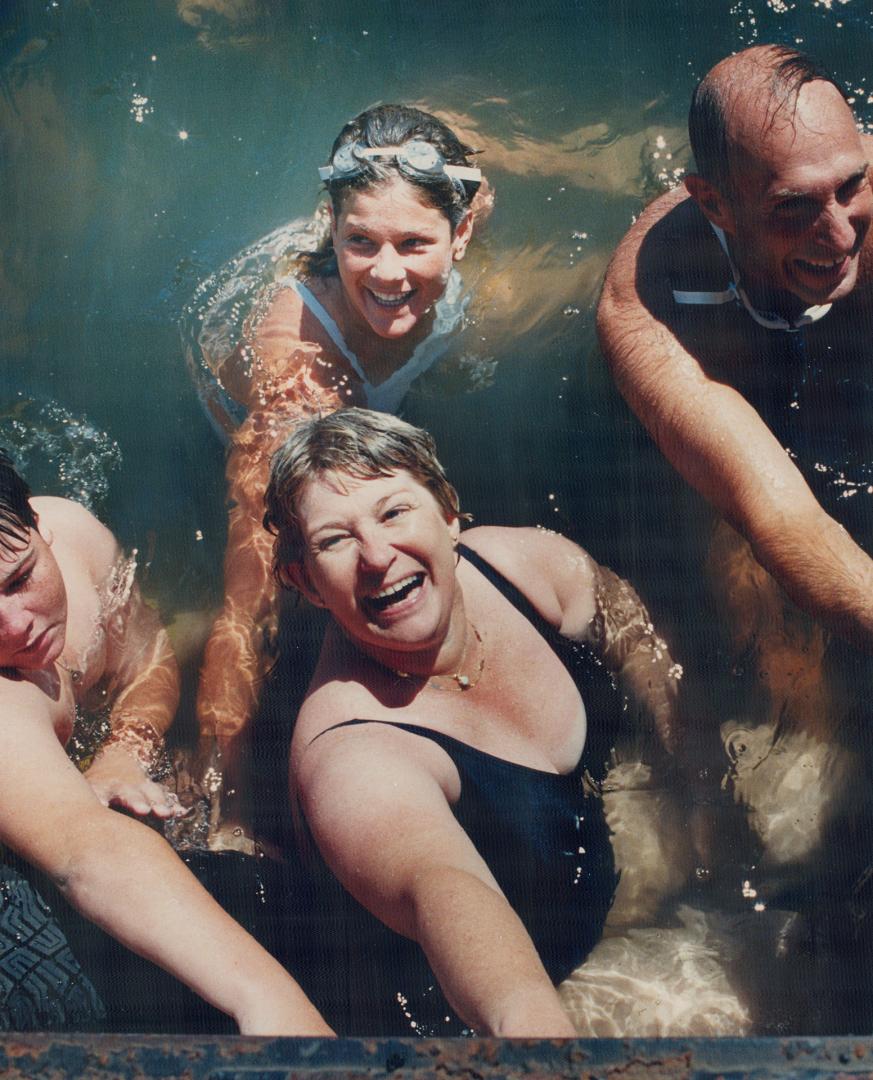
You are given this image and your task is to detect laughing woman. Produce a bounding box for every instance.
[264,408,683,1036]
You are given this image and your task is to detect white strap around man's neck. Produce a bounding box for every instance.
[672,222,832,332]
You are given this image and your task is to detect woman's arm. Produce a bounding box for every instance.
[0,682,332,1036]
[463,527,682,756]
[296,719,575,1036]
[195,285,351,845]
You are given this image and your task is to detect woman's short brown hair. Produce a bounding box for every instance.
[264,408,465,581]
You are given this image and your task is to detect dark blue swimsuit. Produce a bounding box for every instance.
[295,545,618,1036]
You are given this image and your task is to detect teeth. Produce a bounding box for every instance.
[798,256,843,269]
[371,573,420,601]
[369,289,413,306]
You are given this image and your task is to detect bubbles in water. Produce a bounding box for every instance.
[0,397,122,512]
[129,90,153,124]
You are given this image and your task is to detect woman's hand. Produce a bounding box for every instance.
[84,742,186,819]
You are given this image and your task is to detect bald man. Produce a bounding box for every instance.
[598,46,873,733]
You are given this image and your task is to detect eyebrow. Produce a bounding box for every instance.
[0,549,33,588]
[770,165,870,203]
[340,219,439,237]
[307,490,415,538]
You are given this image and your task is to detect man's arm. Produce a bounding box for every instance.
[0,681,332,1036]
[597,196,873,651]
[29,497,182,819]
[84,548,182,817]
[296,719,575,1036]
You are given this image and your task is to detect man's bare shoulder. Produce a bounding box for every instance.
[0,667,60,740]
[603,186,715,304]
[31,497,119,585]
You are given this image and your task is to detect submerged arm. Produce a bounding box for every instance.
[583,560,681,757]
[195,284,350,842]
[83,551,182,818]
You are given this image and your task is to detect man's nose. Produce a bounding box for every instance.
[816,201,858,252]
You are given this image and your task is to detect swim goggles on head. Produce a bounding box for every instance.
[318,139,481,187]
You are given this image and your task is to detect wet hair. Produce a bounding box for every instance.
[689,46,849,194]
[300,104,480,277]
[0,449,37,557]
[264,407,465,581]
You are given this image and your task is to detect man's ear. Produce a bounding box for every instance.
[684,174,736,234]
[32,511,53,546]
[279,562,326,608]
[448,516,461,545]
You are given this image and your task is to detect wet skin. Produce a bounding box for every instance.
[0,528,67,671]
[689,80,873,312]
[287,469,465,674]
[330,175,472,347]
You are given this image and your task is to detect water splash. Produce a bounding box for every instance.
[0,397,122,511]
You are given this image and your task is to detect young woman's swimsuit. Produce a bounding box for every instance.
[292,544,619,1036]
[281,271,468,414]
[185,214,470,438]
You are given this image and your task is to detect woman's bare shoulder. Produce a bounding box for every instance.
[246,281,311,356]
[460,525,595,630]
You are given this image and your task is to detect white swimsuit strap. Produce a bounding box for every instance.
[363,269,467,412]
[285,278,368,382]
[284,270,467,413]
[672,222,832,331]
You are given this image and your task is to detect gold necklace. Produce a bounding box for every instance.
[396,622,485,692]
[56,658,83,685]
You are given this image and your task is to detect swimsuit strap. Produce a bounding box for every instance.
[457,542,561,648]
[350,268,468,412]
[285,278,368,381]
[286,271,467,413]
[309,717,581,787]
[311,544,563,751]
[672,222,832,332]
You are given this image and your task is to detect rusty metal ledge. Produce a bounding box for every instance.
[3,1035,873,1079]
